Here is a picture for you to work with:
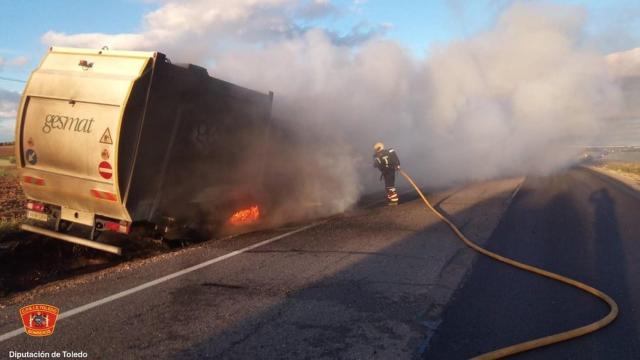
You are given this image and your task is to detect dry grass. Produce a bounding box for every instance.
[0,160,16,177]
[601,162,640,175]
[600,162,640,184]
[0,171,24,243]
[0,167,12,177]
[0,145,26,235]
[0,145,16,178]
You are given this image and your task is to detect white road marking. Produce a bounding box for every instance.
[506,179,524,205]
[0,222,322,343]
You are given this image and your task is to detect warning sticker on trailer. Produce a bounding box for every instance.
[25,149,38,165]
[99,128,113,144]
[98,161,113,180]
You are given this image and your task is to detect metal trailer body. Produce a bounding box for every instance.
[15,47,273,254]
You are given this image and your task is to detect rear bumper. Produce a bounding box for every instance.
[20,224,122,255]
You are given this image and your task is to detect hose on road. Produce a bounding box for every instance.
[399,170,618,359]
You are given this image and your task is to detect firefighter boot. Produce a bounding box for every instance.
[387,187,399,205]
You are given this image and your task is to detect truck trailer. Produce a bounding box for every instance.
[15,47,274,254]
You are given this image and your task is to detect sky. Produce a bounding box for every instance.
[0,0,639,142]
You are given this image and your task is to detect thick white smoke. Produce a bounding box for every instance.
[213,2,621,189]
[43,1,628,217]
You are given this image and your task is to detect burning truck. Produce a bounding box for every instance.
[14,47,274,254]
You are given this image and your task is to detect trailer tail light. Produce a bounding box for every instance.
[97,219,130,234]
[23,176,45,186]
[26,201,46,212]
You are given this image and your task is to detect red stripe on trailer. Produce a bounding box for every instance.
[23,176,45,186]
[98,161,113,180]
[90,189,118,201]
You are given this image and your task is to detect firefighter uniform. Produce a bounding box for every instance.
[373,143,400,205]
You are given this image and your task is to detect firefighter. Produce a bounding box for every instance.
[373,142,400,205]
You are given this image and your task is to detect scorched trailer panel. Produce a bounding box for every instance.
[15,47,273,254]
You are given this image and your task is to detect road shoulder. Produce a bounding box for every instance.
[585,165,640,199]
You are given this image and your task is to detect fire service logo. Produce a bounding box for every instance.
[19,304,60,337]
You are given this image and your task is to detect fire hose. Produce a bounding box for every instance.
[399,170,618,359]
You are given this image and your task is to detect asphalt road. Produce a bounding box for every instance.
[4,167,636,359]
[0,177,521,359]
[426,167,640,359]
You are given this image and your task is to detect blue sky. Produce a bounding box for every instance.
[0,0,153,93]
[0,0,639,142]
[2,0,637,91]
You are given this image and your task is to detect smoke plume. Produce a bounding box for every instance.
[213,2,621,194]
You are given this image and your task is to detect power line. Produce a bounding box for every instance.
[0,76,26,83]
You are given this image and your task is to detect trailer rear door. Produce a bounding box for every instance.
[16,47,154,221]
[21,97,120,182]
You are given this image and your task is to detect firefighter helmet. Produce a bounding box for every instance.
[374,142,384,152]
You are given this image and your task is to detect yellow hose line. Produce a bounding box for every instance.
[399,170,618,359]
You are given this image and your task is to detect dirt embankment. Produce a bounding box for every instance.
[0,174,25,222]
[0,146,23,222]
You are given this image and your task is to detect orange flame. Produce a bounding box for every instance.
[229,205,260,226]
